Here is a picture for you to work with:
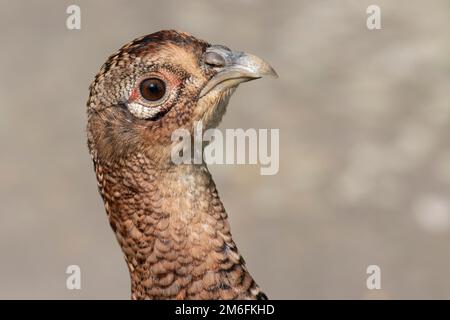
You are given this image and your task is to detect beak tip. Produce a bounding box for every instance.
[256,60,278,79]
[268,67,279,79]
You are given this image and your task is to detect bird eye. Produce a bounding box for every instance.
[140,78,166,101]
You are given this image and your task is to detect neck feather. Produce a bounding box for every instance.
[94,152,265,300]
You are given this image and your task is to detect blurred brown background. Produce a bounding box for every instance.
[0,0,449,299]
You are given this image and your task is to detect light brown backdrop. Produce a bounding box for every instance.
[0,0,449,299]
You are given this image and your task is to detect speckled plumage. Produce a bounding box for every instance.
[87,30,272,300]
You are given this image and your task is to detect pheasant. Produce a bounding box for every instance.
[87,30,277,300]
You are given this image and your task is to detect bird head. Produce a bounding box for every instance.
[87,30,277,166]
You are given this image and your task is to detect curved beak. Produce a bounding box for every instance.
[199,45,278,98]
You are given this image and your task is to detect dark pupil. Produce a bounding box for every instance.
[140,78,166,101]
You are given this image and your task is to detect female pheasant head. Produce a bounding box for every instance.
[87,30,277,166]
[87,30,277,300]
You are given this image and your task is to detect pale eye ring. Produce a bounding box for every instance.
[139,78,166,101]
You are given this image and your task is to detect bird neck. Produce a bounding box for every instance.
[95,153,264,299]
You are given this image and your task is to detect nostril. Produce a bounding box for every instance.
[204,51,226,67]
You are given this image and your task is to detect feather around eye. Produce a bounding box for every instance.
[126,70,181,120]
[126,85,163,119]
[127,101,162,119]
